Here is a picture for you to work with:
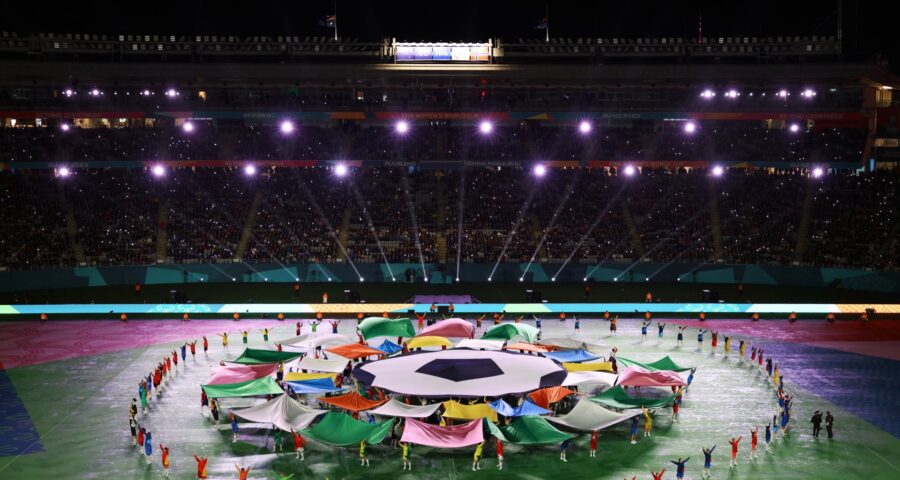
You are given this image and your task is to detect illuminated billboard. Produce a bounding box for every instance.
[395,42,491,63]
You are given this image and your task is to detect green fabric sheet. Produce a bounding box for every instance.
[301,411,393,446]
[230,348,303,365]
[485,415,571,445]
[481,323,539,343]
[589,386,678,409]
[616,355,693,373]
[201,376,284,398]
[358,317,416,340]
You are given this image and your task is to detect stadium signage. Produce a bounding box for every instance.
[394,42,491,63]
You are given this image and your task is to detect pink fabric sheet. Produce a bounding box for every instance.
[207,363,277,385]
[401,417,484,448]
[616,366,686,387]
[418,318,474,339]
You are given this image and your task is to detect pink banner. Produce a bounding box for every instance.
[207,364,277,385]
[401,418,484,448]
[616,367,686,388]
[419,318,474,338]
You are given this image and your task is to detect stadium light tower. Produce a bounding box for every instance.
[700,89,715,99]
[395,120,410,135]
[578,120,592,135]
[684,121,698,134]
[479,120,494,135]
[334,163,349,177]
[279,120,295,134]
[533,164,547,177]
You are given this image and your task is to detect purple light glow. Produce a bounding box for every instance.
[623,165,636,176]
[57,167,71,177]
[789,123,801,133]
[395,120,410,134]
[712,165,725,176]
[60,123,71,132]
[684,121,697,134]
[812,167,825,178]
[700,89,715,99]
[578,120,592,134]
[334,163,348,177]
[533,164,547,177]
[151,165,166,177]
[243,164,257,176]
[279,120,295,134]
[182,121,194,133]
[479,120,494,134]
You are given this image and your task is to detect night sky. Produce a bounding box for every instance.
[2,0,896,70]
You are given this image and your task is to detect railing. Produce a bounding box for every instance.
[0,31,841,63]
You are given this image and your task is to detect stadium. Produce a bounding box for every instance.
[1,2,898,479]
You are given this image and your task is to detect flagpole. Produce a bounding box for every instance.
[333,1,338,41]
[545,4,550,43]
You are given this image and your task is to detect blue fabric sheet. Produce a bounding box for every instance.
[489,399,552,417]
[375,339,403,355]
[543,349,599,363]
[285,377,344,394]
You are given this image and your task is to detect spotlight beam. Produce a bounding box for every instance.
[522,174,579,279]
[646,231,712,280]
[348,179,395,281]
[584,184,679,280]
[400,171,428,281]
[614,209,707,280]
[488,176,538,281]
[455,168,467,282]
[553,183,627,280]
[293,170,363,280]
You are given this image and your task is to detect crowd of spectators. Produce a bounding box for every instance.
[1,165,897,272]
[0,85,864,112]
[0,122,868,164]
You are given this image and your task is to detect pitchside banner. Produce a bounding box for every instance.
[1,303,893,315]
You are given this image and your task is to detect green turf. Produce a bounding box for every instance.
[1,320,898,479]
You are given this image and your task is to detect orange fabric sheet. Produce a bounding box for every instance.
[326,343,385,359]
[504,342,556,353]
[527,386,576,409]
[317,392,387,412]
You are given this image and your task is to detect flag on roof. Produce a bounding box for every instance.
[319,15,336,28]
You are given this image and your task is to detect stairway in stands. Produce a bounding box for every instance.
[793,181,816,263]
[60,190,85,264]
[235,192,262,261]
[708,181,724,260]
[337,208,352,260]
[155,202,168,263]
[621,199,646,258]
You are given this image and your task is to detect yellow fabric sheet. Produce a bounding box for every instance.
[442,400,499,423]
[285,372,337,382]
[407,336,453,349]
[563,361,614,372]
